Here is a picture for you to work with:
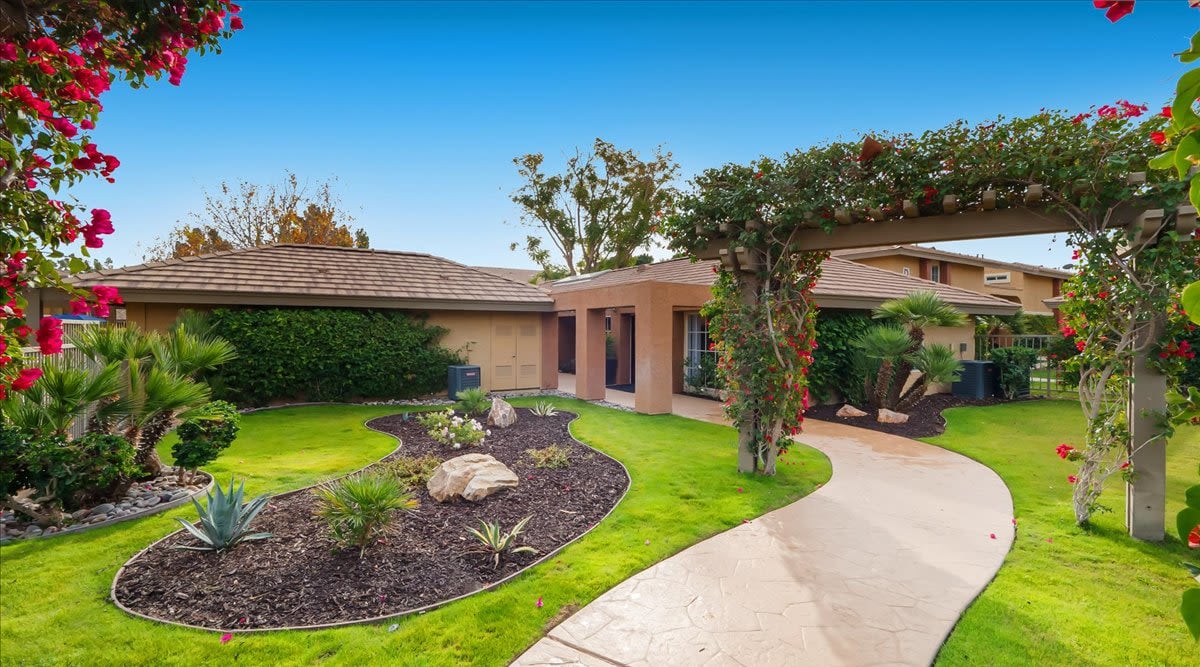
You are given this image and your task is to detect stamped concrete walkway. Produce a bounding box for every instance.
[514,387,1013,666]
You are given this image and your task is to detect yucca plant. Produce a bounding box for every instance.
[175,477,272,552]
[315,472,418,557]
[529,401,558,417]
[466,516,537,568]
[455,387,490,416]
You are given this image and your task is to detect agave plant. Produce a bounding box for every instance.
[529,401,558,417]
[466,516,537,568]
[175,477,272,552]
[315,472,418,557]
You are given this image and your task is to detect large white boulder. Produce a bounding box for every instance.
[487,397,518,428]
[427,453,518,502]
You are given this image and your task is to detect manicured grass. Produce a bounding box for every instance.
[927,400,1200,667]
[0,399,830,667]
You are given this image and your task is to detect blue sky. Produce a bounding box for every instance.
[75,0,1196,270]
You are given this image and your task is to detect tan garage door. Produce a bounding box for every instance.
[491,315,540,391]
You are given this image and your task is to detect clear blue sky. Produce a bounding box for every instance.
[75,0,1197,270]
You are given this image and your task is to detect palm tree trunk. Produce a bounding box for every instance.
[887,328,925,409]
[895,376,930,413]
[133,413,176,477]
[873,360,895,409]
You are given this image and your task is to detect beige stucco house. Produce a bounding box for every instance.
[832,244,1070,315]
[32,245,556,393]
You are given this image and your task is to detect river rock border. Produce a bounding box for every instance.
[0,468,214,544]
[110,405,632,633]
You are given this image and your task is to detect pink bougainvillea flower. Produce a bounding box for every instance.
[1189,525,1200,549]
[36,316,63,354]
[1046,537,1054,544]
[1161,106,1172,118]
[1150,131,1167,146]
[736,487,743,493]
[1055,444,1074,459]
[1012,518,1018,526]
[1093,1,1135,23]
[14,325,32,339]
[989,533,996,540]
[536,596,543,608]
[220,633,232,644]
[1067,475,1078,484]
[11,367,42,391]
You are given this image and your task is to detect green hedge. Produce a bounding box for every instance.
[990,346,1041,399]
[810,310,877,405]
[205,308,463,406]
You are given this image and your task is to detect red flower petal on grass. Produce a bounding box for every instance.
[1067,475,1078,484]
[220,633,232,644]
[536,596,544,608]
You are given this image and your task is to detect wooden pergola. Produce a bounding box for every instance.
[696,180,1198,542]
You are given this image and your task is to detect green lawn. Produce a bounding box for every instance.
[0,399,830,667]
[928,400,1200,667]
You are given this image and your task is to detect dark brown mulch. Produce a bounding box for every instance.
[113,409,628,630]
[806,394,1023,439]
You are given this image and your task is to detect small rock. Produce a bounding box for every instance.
[486,397,518,429]
[836,404,869,418]
[87,515,107,524]
[142,496,161,508]
[44,526,58,535]
[877,408,910,424]
[427,453,518,502]
[175,592,189,600]
[70,509,91,521]
[88,503,115,517]
[169,490,189,501]
[23,526,43,537]
[159,493,173,503]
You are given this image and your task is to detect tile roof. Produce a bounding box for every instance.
[472,266,543,286]
[548,256,1020,314]
[69,244,553,309]
[831,244,1073,279]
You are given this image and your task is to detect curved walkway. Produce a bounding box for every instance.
[514,393,1013,666]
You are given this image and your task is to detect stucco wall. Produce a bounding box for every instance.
[424,311,543,392]
[854,256,920,279]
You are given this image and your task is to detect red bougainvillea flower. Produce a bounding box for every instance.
[14,325,32,339]
[1056,443,1075,459]
[1067,475,1079,484]
[35,317,63,354]
[1097,291,1109,299]
[1093,0,1135,23]
[11,367,42,391]
[1071,113,1090,125]
[1189,525,1200,549]
[989,533,997,540]
[1162,106,1173,119]
[536,596,544,608]
[753,171,763,179]
[1150,131,1167,146]
[1120,461,1131,470]
[220,633,232,645]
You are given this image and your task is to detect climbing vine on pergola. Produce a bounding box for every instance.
[667,107,1197,539]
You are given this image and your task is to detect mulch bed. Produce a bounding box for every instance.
[112,408,629,630]
[806,394,1023,438]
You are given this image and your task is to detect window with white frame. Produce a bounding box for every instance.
[984,272,1011,285]
[684,314,720,391]
[930,264,941,283]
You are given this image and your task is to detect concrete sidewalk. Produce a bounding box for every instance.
[514,392,1014,666]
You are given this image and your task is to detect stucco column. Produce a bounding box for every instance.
[1127,313,1168,541]
[633,285,673,414]
[540,312,559,390]
[614,312,633,385]
[575,307,607,401]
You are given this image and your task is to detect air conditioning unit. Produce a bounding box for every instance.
[952,360,997,399]
[447,364,481,399]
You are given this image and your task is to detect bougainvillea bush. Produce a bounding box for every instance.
[0,1,241,398]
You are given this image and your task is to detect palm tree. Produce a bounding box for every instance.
[855,326,912,410]
[895,344,963,413]
[122,364,211,473]
[154,322,236,379]
[872,291,966,408]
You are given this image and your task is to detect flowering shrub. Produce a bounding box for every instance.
[417,410,487,449]
[1,1,241,397]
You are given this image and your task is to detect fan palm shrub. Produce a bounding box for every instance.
[895,344,963,412]
[856,326,912,410]
[1,360,126,437]
[871,292,966,408]
[315,472,418,557]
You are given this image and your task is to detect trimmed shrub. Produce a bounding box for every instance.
[0,425,137,516]
[990,346,1041,399]
[526,444,570,469]
[171,400,241,482]
[382,454,443,489]
[810,310,876,405]
[205,308,463,406]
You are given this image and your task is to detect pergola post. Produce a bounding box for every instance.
[735,272,760,474]
[1126,313,1169,541]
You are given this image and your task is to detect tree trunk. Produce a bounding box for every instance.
[894,376,929,414]
[3,496,64,526]
[737,422,758,473]
[133,413,176,477]
[873,360,895,409]
[886,328,925,409]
